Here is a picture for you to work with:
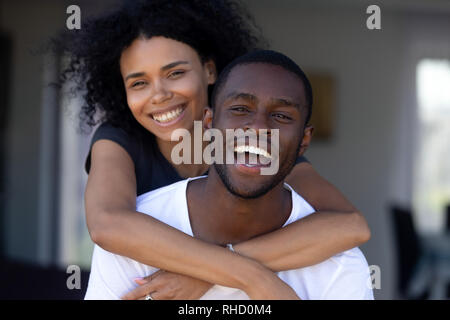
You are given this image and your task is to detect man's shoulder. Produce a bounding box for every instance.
[321,247,374,299]
[283,246,373,300]
[329,247,370,271]
[283,185,373,299]
[136,179,189,206]
[136,176,207,211]
[283,183,316,224]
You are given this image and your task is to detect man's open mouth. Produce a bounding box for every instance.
[234,145,272,167]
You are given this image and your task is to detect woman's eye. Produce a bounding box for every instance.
[168,70,185,78]
[131,81,146,88]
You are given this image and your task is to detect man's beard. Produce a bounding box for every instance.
[213,142,301,199]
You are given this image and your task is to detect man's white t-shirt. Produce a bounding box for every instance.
[85,177,374,300]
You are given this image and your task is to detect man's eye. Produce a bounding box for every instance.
[230,106,249,113]
[272,113,292,121]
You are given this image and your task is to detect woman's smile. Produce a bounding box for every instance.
[150,102,188,127]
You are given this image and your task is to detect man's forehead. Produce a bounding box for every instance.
[219,63,306,103]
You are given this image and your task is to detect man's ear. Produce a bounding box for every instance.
[204,60,217,85]
[298,125,314,156]
[203,106,214,130]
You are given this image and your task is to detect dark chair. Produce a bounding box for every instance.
[446,204,450,232]
[445,204,450,297]
[0,258,89,300]
[390,206,430,299]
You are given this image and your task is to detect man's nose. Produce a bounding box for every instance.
[150,80,172,104]
[242,111,272,135]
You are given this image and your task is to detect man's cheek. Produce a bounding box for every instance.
[261,157,279,176]
[261,129,280,176]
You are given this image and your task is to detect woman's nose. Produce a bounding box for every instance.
[150,80,172,104]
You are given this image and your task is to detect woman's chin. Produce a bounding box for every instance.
[149,120,194,142]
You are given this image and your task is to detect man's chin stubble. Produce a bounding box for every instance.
[213,164,286,199]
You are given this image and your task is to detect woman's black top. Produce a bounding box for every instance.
[85,123,309,196]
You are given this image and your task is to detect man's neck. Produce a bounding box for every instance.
[186,168,292,246]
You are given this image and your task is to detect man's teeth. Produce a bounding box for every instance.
[234,145,272,159]
[152,106,184,123]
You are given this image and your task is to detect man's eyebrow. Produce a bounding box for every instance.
[124,61,189,82]
[269,97,301,109]
[224,91,258,103]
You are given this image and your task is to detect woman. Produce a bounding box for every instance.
[58,0,370,299]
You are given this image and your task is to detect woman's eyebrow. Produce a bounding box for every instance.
[161,60,189,71]
[125,72,146,82]
[124,61,190,81]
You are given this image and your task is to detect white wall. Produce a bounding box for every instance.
[244,0,450,299]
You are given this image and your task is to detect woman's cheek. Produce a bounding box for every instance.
[172,77,198,99]
[127,90,149,114]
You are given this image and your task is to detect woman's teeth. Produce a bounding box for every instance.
[152,106,184,123]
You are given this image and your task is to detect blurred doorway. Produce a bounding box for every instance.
[57,74,93,269]
[414,59,450,234]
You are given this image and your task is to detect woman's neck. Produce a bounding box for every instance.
[156,132,209,178]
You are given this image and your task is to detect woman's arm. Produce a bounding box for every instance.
[86,140,297,299]
[119,159,372,300]
[232,161,371,271]
[121,160,371,300]
[87,140,369,293]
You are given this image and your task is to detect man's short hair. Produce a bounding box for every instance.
[211,49,313,124]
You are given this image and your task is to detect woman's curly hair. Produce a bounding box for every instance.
[55,0,265,134]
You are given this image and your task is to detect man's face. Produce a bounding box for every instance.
[211,63,308,198]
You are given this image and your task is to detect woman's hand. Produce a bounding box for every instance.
[121,269,300,300]
[121,270,213,300]
[244,270,301,300]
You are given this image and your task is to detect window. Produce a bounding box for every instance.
[413,59,450,233]
[58,77,94,269]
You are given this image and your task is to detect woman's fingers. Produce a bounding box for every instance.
[134,288,173,300]
[122,270,211,300]
[121,279,160,300]
[148,288,175,300]
[127,270,165,293]
[142,269,165,282]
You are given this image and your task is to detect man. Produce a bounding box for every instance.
[85,50,373,300]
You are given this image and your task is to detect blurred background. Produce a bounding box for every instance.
[1,0,450,300]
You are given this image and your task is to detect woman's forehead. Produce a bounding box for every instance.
[120,36,201,70]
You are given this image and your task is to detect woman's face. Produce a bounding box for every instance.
[120,36,216,141]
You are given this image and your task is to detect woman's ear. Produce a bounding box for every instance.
[204,60,217,85]
[298,125,314,156]
[203,106,214,130]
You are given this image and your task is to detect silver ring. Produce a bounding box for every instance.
[145,293,153,300]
